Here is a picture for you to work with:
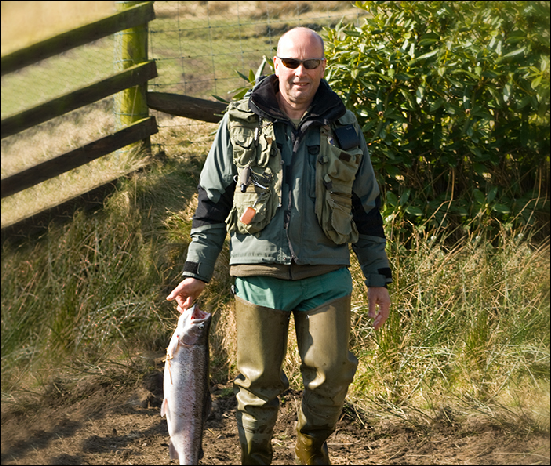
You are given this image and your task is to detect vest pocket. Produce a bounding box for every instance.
[315,129,362,244]
[232,126,256,166]
[227,109,283,236]
[227,187,271,235]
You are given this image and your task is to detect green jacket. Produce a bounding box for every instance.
[182,75,392,288]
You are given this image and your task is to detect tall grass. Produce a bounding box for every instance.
[1,2,548,433]
[347,224,550,431]
[2,115,549,432]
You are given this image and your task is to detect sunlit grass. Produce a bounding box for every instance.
[1,0,548,437]
[0,1,115,56]
[0,100,146,228]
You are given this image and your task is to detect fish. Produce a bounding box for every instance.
[161,304,212,465]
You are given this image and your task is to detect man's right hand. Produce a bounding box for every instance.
[167,277,206,313]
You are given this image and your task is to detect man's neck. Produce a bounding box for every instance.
[277,92,309,121]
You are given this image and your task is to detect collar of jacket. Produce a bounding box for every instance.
[248,74,347,125]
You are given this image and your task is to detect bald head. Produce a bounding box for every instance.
[277,27,324,58]
[273,27,327,118]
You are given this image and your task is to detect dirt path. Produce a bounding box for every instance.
[1,368,549,465]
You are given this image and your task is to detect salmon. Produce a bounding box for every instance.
[161,304,211,465]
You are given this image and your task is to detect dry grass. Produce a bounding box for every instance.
[1,1,115,55]
[0,100,150,228]
[1,101,114,178]
[1,1,548,437]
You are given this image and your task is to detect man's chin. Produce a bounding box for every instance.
[289,89,314,103]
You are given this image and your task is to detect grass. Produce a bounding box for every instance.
[1,0,549,437]
[1,1,367,228]
[0,99,151,229]
[2,113,549,435]
[348,227,550,432]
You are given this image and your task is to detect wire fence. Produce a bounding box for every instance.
[148,1,369,142]
[1,1,369,172]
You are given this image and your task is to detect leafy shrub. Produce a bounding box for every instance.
[324,1,550,239]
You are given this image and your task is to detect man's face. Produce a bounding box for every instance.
[274,30,326,109]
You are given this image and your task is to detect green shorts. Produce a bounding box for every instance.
[233,267,353,312]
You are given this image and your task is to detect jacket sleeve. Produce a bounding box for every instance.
[350,120,393,288]
[181,113,237,282]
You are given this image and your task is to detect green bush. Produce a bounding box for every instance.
[324,1,550,239]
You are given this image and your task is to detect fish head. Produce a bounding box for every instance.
[175,304,212,347]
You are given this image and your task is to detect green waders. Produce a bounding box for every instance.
[233,294,358,465]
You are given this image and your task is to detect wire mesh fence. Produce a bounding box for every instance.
[148,1,369,143]
[1,1,368,155]
[149,1,367,98]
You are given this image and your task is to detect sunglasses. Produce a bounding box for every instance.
[277,57,325,70]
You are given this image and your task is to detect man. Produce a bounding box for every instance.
[167,27,392,465]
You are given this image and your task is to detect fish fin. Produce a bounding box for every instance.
[168,439,178,461]
[168,359,173,385]
[160,398,168,417]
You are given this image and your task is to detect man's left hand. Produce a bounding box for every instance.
[367,286,391,330]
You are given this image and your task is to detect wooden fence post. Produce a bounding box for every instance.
[113,0,151,156]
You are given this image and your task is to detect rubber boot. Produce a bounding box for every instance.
[293,294,358,465]
[233,297,292,465]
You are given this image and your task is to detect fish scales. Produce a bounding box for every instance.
[161,304,211,465]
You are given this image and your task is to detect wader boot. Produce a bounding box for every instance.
[293,295,358,465]
[233,297,292,465]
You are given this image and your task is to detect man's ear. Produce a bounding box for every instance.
[273,56,279,77]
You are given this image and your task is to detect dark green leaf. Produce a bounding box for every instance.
[405,206,423,216]
[473,189,485,204]
[385,191,398,207]
[492,203,511,214]
[488,186,498,203]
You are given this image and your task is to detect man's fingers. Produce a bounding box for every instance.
[167,278,206,312]
[177,296,193,314]
[373,303,390,330]
[166,286,181,301]
[367,302,376,319]
[373,313,384,331]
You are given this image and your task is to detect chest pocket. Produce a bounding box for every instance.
[226,119,283,235]
[315,124,363,244]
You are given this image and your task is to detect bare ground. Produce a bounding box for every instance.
[1,364,549,466]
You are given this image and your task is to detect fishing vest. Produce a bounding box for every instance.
[226,98,362,245]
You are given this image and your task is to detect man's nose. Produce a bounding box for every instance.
[294,65,307,76]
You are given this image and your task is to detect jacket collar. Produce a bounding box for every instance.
[248,74,346,124]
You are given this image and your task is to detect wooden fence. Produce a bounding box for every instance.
[0,1,228,240]
[1,1,158,199]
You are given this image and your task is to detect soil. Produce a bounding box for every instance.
[1,364,549,466]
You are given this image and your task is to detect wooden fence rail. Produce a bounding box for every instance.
[1,61,157,140]
[1,117,157,199]
[0,2,155,76]
[147,91,227,124]
[1,1,158,232]
[1,1,231,236]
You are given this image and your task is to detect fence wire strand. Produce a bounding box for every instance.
[148,1,368,142]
